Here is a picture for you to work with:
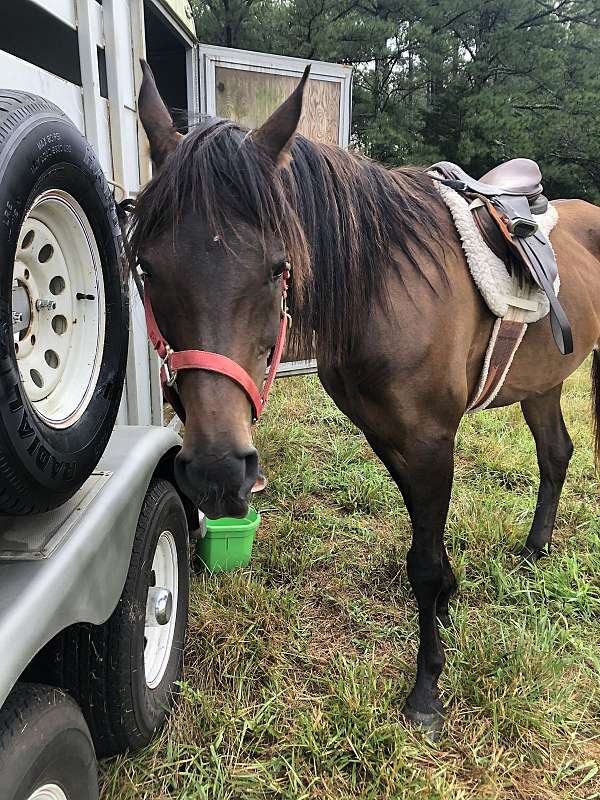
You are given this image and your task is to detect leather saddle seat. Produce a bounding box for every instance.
[479,158,543,199]
[431,158,548,214]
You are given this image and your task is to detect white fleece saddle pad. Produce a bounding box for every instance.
[434,182,559,323]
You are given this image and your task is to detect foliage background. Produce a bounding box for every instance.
[190,0,600,201]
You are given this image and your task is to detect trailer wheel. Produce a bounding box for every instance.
[0,90,128,515]
[42,479,190,757]
[0,683,98,800]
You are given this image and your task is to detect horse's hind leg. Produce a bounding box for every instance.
[520,384,573,564]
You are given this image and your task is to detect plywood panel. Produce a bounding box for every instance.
[215,67,340,144]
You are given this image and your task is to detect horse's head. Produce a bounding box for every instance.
[133,61,309,518]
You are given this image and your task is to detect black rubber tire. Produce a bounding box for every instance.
[0,90,129,515]
[0,683,98,800]
[41,479,190,757]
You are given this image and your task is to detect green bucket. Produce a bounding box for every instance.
[196,507,261,573]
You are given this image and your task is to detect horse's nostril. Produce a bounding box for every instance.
[243,449,258,475]
[240,448,259,496]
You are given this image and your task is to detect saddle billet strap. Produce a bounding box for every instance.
[471,203,511,262]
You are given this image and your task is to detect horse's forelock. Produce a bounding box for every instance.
[129,118,310,299]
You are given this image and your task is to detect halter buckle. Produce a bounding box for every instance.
[161,347,178,387]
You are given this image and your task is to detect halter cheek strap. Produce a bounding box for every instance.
[143,268,290,423]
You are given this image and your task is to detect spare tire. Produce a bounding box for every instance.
[0,91,129,515]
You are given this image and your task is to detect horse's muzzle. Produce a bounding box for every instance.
[174,446,259,519]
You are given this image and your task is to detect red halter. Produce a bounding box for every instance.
[143,267,291,423]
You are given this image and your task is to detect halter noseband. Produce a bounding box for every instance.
[142,265,291,423]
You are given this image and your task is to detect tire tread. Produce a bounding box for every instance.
[0,683,74,753]
[0,682,98,800]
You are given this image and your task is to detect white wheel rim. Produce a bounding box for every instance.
[12,190,106,428]
[145,531,179,689]
[27,784,68,800]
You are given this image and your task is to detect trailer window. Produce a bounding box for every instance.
[144,2,188,132]
[0,0,80,85]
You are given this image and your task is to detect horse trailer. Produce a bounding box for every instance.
[0,2,351,796]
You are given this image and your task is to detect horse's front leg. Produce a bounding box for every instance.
[319,365,460,735]
[366,433,457,628]
[400,430,455,734]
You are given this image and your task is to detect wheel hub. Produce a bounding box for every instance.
[11,190,105,428]
[11,284,31,332]
[146,586,173,626]
[144,530,179,689]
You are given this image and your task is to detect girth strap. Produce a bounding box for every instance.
[468,317,528,412]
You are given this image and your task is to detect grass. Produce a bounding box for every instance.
[101,365,600,799]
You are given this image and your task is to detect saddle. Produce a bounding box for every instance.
[430,158,572,357]
[434,158,546,207]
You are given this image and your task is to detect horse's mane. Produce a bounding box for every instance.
[130,118,446,364]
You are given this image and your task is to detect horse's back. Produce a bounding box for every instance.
[551,198,600,260]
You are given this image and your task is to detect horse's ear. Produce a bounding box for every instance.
[253,65,310,166]
[138,59,182,168]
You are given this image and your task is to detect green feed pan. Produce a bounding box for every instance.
[196,507,261,573]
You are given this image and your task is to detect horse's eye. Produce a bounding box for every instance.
[138,260,152,279]
[272,259,287,280]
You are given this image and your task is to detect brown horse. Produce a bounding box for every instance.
[131,62,600,734]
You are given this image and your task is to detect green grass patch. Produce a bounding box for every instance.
[101,366,600,799]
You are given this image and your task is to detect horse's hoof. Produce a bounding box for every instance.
[518,546,546,574]
[403,704,445,741]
